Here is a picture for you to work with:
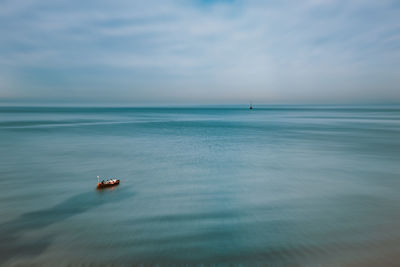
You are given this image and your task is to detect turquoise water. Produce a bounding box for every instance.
[0,106,400,265]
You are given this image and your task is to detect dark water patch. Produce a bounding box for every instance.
[0,188,132,264]
[118,236,400,265]
[0,119,112,128]
[125,209,240,225]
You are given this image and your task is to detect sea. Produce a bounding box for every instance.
[0,105,399,266]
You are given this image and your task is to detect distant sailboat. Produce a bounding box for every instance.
[249,102,253,110]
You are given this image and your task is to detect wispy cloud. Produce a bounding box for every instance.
[0,0,399,104]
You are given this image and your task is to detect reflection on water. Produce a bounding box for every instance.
[0,106,399,265]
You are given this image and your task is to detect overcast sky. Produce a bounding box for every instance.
[0,0,399,105]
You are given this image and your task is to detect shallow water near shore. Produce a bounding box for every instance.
[1,105,400,265]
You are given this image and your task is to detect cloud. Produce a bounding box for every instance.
[0,0,399,104]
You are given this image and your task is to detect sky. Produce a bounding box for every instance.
[0,0,399,105]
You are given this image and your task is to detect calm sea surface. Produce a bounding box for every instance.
[0,106,400,265]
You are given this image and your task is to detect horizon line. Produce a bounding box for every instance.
[1,103,400,108]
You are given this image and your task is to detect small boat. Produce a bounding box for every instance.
[97,176,120,189]
[249,102,253,110]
